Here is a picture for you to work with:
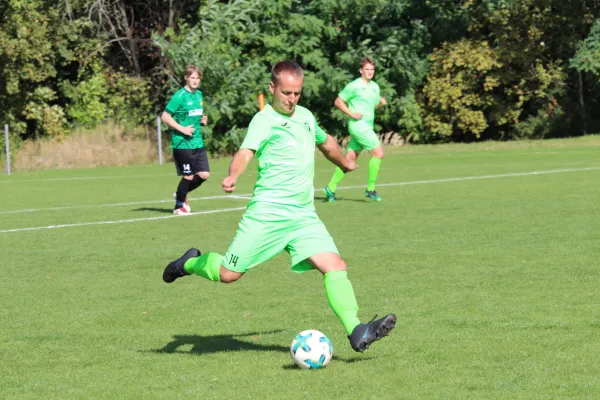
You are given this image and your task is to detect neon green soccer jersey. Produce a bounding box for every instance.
[338,78,381,128]
[240,104,327,219]
[164,88,205,149]
[221,104,338,273]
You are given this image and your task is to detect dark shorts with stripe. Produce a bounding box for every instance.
[173,148,210,176]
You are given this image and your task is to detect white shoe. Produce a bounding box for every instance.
[173,207,191,216]
[173,192,191,212]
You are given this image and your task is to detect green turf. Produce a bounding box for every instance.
[1,138,600,399]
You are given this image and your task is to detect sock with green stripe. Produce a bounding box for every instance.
[324,270,361,334]
[328,167,345,192]
[184,252,222,282]
[367,157,382,191]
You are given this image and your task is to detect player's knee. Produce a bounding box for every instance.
[326,255,347,272]
[335,257,347,270]
[219,267,243,283]
[198,171,210,180]
[371,147,384,159]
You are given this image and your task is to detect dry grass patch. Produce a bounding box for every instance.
[10,124,170,171]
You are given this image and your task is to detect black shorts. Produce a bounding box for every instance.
[173,148,210,176]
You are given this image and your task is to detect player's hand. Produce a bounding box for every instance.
[181,126,194,136]
[201,115,208,125]
[380,97,387,106]
[350,112,363,120]
[222,176,237,193]
[342,159,358,172]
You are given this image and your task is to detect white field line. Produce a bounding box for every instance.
[336,166,600,190]
[0,207,247,233]
[0,194,251,215]
[2,166,598,216]
[0,173,174,183]
[1,166,599,234]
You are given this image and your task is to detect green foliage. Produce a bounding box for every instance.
[2,0,600,147]
[24,87,69,138]
[105,71,155,129]
[154,0,429,149]
[424,0,565,138]
[62,66,109,128]
[421,40,501,139]
[571,19,600,79]
[395,92,423,141]
[0,0,103,140]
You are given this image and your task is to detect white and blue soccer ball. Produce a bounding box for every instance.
[290,329,333,369]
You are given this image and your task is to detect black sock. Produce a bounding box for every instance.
[188,174,206,192]
[176,178,192,205]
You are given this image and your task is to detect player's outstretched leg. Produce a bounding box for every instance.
[323,184,337,203]
[364,189,383,202]
[347,314,396,352]
[163,249,224,283]
[187,174,207,195]
[365,150,383,202]
[174,177,193,214]
[163,248,200,283]
[172,192,191,212]
[321,266,395,353]
[325,167,345,203]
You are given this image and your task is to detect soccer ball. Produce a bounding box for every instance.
[290,329,333,369]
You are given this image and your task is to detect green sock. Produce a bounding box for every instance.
[367,157,382,191]
[183,252,222,282]
[328,167,345,192]
[324,270,361,335]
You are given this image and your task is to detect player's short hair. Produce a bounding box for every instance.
[271,60,304,85]
[184,64,203,79]
[359,57,375,69]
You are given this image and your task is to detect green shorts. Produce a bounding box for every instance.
[348,120,381,152]
[221,212,339,273]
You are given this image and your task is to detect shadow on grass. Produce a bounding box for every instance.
[314,195,368,203]
[132,207,173,214]
[282,355,375,370]
[149,331,376,366]
[150,331,288,355]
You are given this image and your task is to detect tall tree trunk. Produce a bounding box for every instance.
[168,0,175,28]
[578,71,587,135]
[117,0,141,77]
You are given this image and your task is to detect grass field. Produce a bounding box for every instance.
[1,137,600,399]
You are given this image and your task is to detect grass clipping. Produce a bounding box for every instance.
[13,124,168,171]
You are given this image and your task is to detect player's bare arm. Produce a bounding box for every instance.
[161,111,194,136]
[317,134,358,173]
[334,97,363,121]
[378,97,387,107]
[222,148,255,193]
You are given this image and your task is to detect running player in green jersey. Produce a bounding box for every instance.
[162,60,396,353]
[161,64,209,215]
[324,57,387,203]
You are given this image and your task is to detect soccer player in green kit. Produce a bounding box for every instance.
[323,57,387,202]
[162,60,396,353]
[161,64,209,215]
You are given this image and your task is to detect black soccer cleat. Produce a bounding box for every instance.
[348,313,396,352]
[162,248,201,283]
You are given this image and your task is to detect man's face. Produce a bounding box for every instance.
[185,72,201,89]
[269,73,303,115]
[360,63,375,81]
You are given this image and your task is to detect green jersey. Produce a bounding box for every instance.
[164,88,205,149]
[240,104,327,219]
[338,78,380,127]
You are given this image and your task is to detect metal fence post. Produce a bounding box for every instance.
[157,116,163,165]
